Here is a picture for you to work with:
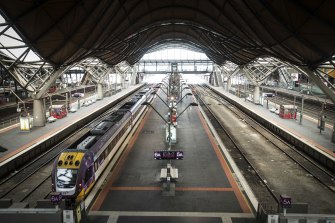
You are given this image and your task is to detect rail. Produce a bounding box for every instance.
[195,84,335,214]
[0,86,148,205]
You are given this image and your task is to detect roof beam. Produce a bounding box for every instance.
[298,67,335,104]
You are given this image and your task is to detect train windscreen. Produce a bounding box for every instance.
[56,168,78,189]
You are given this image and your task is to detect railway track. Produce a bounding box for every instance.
[194,85,278,210]
[194,84,335,213]
[0,126,90,206]
[0,92,141,207]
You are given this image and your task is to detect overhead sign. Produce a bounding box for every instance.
[154,150,183,160]
[51,192,62,205]
[280,195,292,208]
[291,73,299,82]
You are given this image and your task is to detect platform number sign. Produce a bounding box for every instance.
[154,150,183,160]
[50,192,62,205]
[280,195,292,208]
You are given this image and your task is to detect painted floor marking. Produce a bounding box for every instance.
[196,108,251,213]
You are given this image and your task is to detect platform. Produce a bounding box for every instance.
[88,89,254,222]
[212,86,335,154]
[0,85,143,164]
[260,85,333,104]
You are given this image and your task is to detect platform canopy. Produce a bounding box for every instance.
[1,0,335,68]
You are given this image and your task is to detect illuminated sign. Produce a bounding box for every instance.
[291,73,299,82]
[154,150,183,160]
[50,192,62,205]
[280,195,292,208]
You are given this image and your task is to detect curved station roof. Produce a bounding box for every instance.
[1,0,335,68]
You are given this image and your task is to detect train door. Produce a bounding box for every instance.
[83,165,94,194]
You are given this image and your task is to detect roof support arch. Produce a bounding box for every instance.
[297,67,335,104]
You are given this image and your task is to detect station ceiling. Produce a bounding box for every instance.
[1,0,335,68]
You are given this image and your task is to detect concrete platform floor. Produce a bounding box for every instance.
[89,90,254,222]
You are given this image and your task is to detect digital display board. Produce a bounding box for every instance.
[154,150,183,160]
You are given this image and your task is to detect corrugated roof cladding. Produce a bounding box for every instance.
[0,0,334,68]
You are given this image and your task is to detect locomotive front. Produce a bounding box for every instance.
[52,150,94,202]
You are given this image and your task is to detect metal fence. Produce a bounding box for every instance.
[0,117,19,130]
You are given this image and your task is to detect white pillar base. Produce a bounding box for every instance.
[253,86,260,104]
[33,99,46,127]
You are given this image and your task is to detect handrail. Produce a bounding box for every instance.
[0,117,20,130]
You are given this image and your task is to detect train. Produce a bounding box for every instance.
[51,87,153,202]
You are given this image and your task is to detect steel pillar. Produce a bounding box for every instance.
[97,83,104,100]
[33,99,45,127]
[253,85,260,104]
[299,67,335,104]
[217,72,223,87]
[35,68,66,99]
[227,77,232,92]
[121,74,126,88]
[332,124,335,143]
[131,66,137,85]
[214,65,223,87]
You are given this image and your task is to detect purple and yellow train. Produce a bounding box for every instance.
[51,87,152,202]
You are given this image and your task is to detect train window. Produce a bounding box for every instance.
[84,166,94,183]
[56,168,78,189]
[99,154,105,164]
[94,162,98,171]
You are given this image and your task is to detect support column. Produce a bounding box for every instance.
[97,83,104,100]
[217,73,223,87]
[213,65,223,87]
[121,74,126,89]
[209,72,215,86]
[332,123,335,143]
[300,67,335,104]
[227,77,232,92]
[253,85,260,104]
[33,99,45,127]
[131,66,137,85]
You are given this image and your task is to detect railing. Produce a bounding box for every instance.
[0,117,20,130]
